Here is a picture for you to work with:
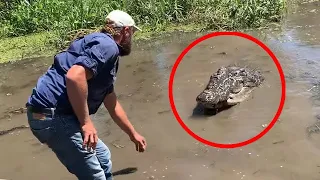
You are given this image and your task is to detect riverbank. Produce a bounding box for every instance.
[0,0,288,63]
[0,23,205,63]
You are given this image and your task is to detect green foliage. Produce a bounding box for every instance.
[0,0,287,40]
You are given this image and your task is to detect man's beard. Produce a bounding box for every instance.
[118,38,132,56]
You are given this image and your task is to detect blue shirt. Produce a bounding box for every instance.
[26,32,120,115]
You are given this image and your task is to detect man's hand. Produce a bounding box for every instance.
[130,132,147,152]
[81,120,98,151]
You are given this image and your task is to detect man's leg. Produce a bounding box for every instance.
[51,114,112,180]
[95,139,113,180]
[27,110,111,180]
[50,130,107,180]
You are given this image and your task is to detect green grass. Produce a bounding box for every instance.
[0,23,201,63]
[0,31,58,63]
[0,0,288,63]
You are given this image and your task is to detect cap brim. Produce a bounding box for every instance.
[133,25,142,32]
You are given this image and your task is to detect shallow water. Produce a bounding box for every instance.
[1,1,320,179]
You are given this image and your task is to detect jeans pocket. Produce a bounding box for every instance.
[27,110,56,144]
[30,127,55,144]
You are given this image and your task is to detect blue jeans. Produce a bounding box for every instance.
[26,109,113,180]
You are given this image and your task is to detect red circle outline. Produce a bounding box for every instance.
[168,31,286,148]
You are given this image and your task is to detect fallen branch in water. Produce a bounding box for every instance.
[0,125,29,136]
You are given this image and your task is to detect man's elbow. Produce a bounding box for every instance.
[104,92,117,112]
[66,65,92,82]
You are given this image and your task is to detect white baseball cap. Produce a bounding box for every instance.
[106,10,142,32]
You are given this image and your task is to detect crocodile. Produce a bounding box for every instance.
[196,65,265,113]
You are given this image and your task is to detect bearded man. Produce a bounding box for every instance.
[25,10,147,180]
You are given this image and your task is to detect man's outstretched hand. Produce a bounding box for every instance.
[130,132,147,152]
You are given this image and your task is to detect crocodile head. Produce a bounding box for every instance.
[196,65,264,110]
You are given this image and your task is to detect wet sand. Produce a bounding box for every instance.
[1,1,320,179]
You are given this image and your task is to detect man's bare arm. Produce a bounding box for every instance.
[66,65,93,125]
[66,64,98,150]
[103,91,137,138]
[104,90,147,152]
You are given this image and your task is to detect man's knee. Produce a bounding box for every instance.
[48,130,108,179]
[67,136,112,180]
[76,170,107,180]
[95,139,113,176]
[55,145,110,180]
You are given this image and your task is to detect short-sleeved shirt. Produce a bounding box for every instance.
[26,32,120,115]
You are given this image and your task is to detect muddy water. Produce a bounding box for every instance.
[173,35,282,144]
[1,1,320,180]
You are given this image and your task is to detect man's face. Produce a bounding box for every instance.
[118,27,134,56]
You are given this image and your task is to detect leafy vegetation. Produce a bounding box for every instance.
[0,0,287,62]
[1,0,287,36]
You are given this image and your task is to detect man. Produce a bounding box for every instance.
[25,10,147,180]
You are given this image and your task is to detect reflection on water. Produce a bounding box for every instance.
[144,0,320,142]
[264,0,320,108]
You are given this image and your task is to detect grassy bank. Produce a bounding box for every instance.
[0,0,287,63]
[0,23,201,63]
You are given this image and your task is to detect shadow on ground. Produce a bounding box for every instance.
[113,167,138,177]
